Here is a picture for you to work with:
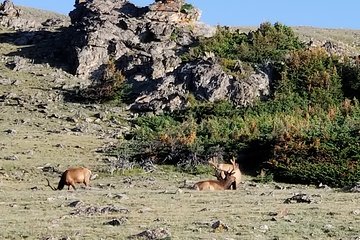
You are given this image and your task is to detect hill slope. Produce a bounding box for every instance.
[0,3,359,240]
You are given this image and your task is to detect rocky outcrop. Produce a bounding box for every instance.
[0,0,272,113]
[0,0,38,29]
[68,0,271,113]
[131,59,270,112]
[0,0,69,30]
[68,0,204,80]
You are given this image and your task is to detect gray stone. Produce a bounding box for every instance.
[129,228,171,240]
[61,0,272,113]
[104,217,128,226]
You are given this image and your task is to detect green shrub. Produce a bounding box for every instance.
[80,59,130,103]
[180,3,194,14]
[276,48,343,110]
[337,58,360,99]
[238,22,305,63]
[269,116,360,187]
[183,22,304,68]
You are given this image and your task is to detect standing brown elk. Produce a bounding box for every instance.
[208,157,242,190]
[193,160,237,191]
[46,167,92,191]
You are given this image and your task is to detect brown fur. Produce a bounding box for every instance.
[47,167,92,191]
[208,157,242,190]
[193,170,236,191]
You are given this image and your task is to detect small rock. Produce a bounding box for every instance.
[59,237,71,240]
[41,165,59,173]
[4,155,19,161]
[68,200,83,208]
[284,193,316,204]
[70,204,129,216]
[85,117,94,123]
[48,113,60,119]
[350,182,360,192]
[12,79,22,86]
[105,193,128,200]
[23,150,34,155]
[94,112,106,120]
[4,129,16,135]
[248,182,258,187]
[283,216,296,223]
[259,224,269,233]
[322,224,334,233]
[104,217,128,226]
[318,183,331,190]
[268,212,278,216]
[36,103,48,109]
[352,209,360,215]
[139,207,152,213]
[90,173,98,180]
[129,228,171,240]
[66,116,78,123]
[211,220,229,232]
[0,78,13,85]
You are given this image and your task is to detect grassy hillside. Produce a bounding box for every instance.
[17,6,70,23]
[236,26,360,56]
[0,6,359,239]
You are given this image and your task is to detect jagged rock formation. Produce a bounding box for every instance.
[68,0,271,112]
[68,0,204,80]
[0,0,38,29]
[0,0,69,30]
[0,0,271,113]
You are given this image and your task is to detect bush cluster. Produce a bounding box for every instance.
[79,59,130,103]
[182,22,304,76]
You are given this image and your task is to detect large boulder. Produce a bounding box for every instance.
[68,0,206,80]
[68,0,271,113]
[130,60,271,112]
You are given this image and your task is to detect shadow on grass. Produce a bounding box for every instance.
[0,27,74,72]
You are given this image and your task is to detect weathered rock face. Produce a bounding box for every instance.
[131,59,271,112]
[0,0,69,30]
[68,0,272,113]
[68,0,204,79]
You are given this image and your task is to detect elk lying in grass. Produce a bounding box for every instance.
[208,157,241,189]
[46,167,92,191]
[194,161,239,191]
[193,161,237,191]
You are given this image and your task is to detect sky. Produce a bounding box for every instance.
[11,0,360,30]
